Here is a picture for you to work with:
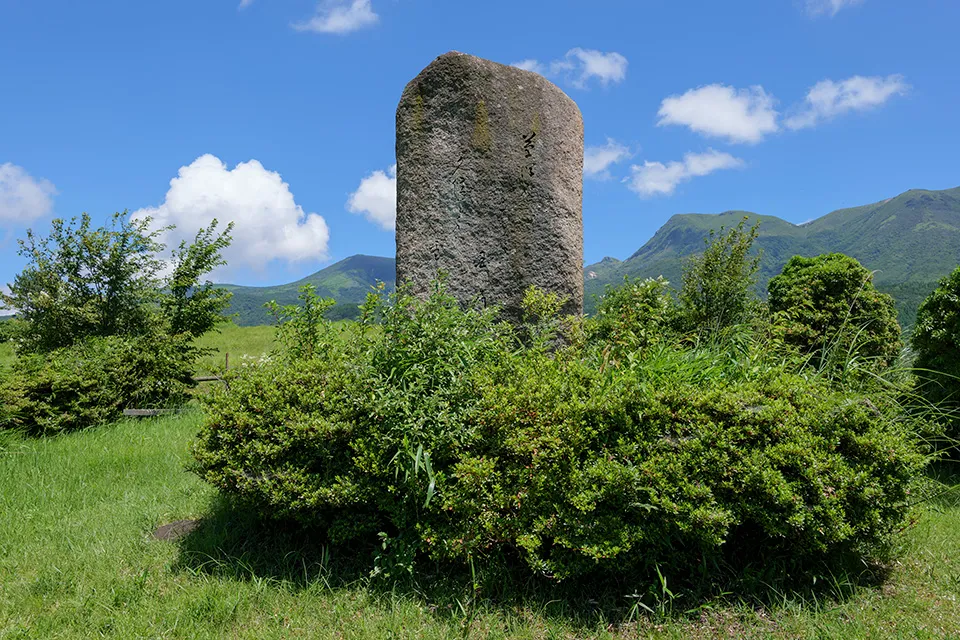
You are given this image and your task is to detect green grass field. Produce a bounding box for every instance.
[1,412,958,639]
[193,323,277,375]
[0,324,277,377]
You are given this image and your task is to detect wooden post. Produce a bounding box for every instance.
[225,352,229,371]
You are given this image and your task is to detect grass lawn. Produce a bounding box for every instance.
[193,323,277,375]
[0,323,278,377]
[0,414,958,639]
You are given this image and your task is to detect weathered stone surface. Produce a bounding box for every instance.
[396,51,584,322]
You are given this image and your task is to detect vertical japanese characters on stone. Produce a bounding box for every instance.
[395,51,584,322]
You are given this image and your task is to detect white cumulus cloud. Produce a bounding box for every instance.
[584,139,631,179]
[510,59,547,75]
[785,74,908,130]
[293,0,379,34]
[553,48,628,88]
[0,163,57,223]
[806,0,865,17]
[657,84,779,144]
[132,154,329,274]
[511,48,628,89]
[348,164,396,231]
[626,149,744,197]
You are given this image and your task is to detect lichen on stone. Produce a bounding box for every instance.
[472,100,492,151]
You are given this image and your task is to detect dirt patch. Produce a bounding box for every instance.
[153,519,199,541]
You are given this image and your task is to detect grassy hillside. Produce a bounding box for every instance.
[585,187,960,324]
[221,255,395,326]
[216,187,960,328]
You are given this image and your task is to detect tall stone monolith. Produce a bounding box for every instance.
[396,51,584,322]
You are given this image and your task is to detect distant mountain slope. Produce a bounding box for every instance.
[219,187,960,328]
[222,255,395,326]
[585,187,960,326]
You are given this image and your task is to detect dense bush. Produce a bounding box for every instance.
[193,280,925,581]
[0,212,233,433]
[912,265,960,433]
[588,276,674,359]
[0,333,197,435]
[768,253,902,373]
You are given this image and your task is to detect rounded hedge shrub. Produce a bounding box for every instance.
[193,283,925,581]
[0,333,197,435]
[768,253,902,372]
[912,265,960,431]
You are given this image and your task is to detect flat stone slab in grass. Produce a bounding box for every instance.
[152,519,199,541]
[396,51,585,323]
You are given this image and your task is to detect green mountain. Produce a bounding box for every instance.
[584,186,960,326]
[222,255,395,326]
[220,186,960,328]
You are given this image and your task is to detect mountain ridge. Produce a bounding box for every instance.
[222,186,960,327]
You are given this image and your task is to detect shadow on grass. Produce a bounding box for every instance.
[172,494,892,629]
[924,459,960,508]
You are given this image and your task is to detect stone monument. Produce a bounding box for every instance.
[395,51,584,322]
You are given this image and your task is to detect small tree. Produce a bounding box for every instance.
[164,223,234,338]
[768,253,901,372]
[2,213,165,352]
[678,216,761,335]
[912,265,960,416]
[0,212,233,433]
[1,212,233,353]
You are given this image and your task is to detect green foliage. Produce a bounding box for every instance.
[588,276,674,357]
[2,213,166,353]
[678,217,761,335]
[768,254,902,373]
[163,222,234,338]
[193,278,925,583]
[0,212,233,433]
[0,334,196,435]
[266,284,338,359]
[0,317,21,344]
[911,265,960,431]
[193,281,511,549]
[446,351,923,579]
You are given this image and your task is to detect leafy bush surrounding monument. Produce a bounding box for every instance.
[193,271,926,581]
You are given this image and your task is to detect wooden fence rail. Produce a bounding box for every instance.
[123,353,229,417]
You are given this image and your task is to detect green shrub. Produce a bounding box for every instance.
[2,212,232,354]
[0,318,20,344]
[911,265,960,434]
[0,212,233,434]
[768,253,902,374]
[193,282,512,553]
[588,276,675,359]
[435,351,923,579]
[0,333,196,435]
[193,279,925,582]
[678,217,761,336]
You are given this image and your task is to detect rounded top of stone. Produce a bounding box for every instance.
[402,51,579,114]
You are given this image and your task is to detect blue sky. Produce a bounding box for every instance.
[1,0,958,295]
